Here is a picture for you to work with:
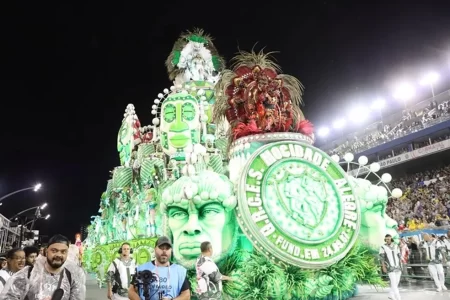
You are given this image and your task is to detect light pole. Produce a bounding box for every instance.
[10,203,48,221]
[371,98,385,123]
[348,106,369,124]
[393,83,415,109]
[11,203,48,245]
[317,127,329,139]
[333,118,346,137]
[420,71,439,98]
[27,214,50,230]
[0,183,42,204]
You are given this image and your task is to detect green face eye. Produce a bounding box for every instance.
[163,104,176,123]
[182,102,196,121]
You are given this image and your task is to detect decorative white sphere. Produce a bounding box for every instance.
[358,156,368,166]
[190,86,197,91]
[154,100,160,105]
[170,86,175,91]
[151,105,157,109]
[331,154,340,163]
[151,110,157,115]
[158,93,164,98]
[163,88,169,94]
[381,173,392,183]
[369,162,381,173]
[197,89,205,96]
[391,188,403,198]
[200,96,206,101]
[152,118,160,125]
[344,153,354,162]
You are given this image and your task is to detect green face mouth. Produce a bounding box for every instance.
[170,134,190,148]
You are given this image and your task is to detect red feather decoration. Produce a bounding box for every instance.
[233,120,262,139]
[295,120,314,136]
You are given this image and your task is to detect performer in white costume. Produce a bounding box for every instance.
[107,242,136,300]
[67,244,81,266]
[379,234,402,300]
[422,234,448,292]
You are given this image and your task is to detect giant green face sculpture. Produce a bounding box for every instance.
[161,170,238,268]
[348,177,399,250]
[160,93,200,158]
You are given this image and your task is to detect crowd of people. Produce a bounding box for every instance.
[328,96,450,157]
[0,234,86,299]
[0,233,227,300]
[387,164,450,230]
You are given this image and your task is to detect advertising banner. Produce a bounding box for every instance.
[349,139,450,176]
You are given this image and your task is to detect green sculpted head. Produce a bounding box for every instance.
[348,176,399,250]
[160,170,238,268]
[160,93,201,158]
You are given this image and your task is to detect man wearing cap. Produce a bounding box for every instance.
[0,234,86,300]
[129,236,190,300]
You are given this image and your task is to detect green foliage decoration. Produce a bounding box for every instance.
[203,241,386,300]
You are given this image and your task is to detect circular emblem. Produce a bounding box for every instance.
[236,141,361,269]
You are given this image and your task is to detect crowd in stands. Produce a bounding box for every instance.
[387,164,450,231]
[328,96,450,157]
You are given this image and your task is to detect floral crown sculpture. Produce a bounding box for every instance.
[165,28,225,85]
[214,49,314,141]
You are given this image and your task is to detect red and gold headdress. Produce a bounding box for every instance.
[214,49,313,141]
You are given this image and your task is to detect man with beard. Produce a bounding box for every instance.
[129,236,190,300]
[0,234,86,300]
[0,248,26,293]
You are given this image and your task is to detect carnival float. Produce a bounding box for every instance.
[83,29,404,299]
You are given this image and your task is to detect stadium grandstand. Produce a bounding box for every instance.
[315,76,450,282]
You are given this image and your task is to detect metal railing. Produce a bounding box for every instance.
[381,249,450,281]
[0,213,20,253]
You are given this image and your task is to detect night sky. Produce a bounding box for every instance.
[1,1,450,241]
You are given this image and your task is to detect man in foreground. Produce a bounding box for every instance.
[196,241,232,300]
[0,234,86,299]
[379,234,402,300]
[129,236,190,300]
[107,242,136,300]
